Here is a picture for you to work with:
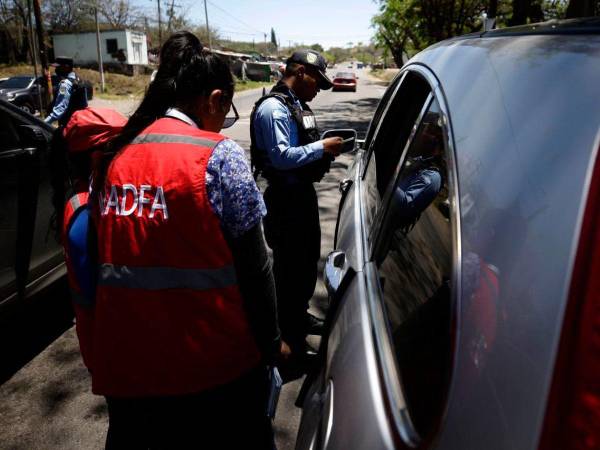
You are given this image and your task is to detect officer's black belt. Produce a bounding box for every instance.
[99,263,237,290]
[131,134,218,148]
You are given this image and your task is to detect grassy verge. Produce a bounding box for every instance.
[0,64,272,99]
[370,69,400,84]
[235,79,272,93]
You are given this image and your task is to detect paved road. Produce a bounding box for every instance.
[0,67,386,450]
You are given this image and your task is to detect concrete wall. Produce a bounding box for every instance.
[52,30,148,66]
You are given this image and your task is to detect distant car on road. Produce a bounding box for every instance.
[332,72,357,92]
[0,98,65,309]
[0,75,93,115]
[295,18,600,450]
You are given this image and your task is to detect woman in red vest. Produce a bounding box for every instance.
[90,31,286,449]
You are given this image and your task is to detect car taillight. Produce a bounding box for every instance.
[539,144,600,450]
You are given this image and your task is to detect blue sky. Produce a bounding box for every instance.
[139,0,380,49]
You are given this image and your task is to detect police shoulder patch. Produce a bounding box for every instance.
[59,82,69,95]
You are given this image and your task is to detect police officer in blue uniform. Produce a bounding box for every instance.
[45,57,88,126]
[250,50,343,365]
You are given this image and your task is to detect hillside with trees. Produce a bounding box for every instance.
[372,0,599,67]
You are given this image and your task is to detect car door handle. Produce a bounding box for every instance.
[338,178,353,195]
[324,250,346,296]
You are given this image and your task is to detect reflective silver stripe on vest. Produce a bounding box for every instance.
[99,263,237,291]
[69,194,82,211]
[130,134,218,148]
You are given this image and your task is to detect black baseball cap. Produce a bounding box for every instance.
[287,49,333,90]
[51,56,74,67]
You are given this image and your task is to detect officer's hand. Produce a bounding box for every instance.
[323,137,343,157]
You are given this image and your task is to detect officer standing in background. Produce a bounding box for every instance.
[250,49,343,365]
[45,56,88,126]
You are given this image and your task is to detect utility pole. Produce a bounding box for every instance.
[32,0,52,107]
[94,5,105,93]
[27,0,44,117]
[203,0,212,50]
[263,32,267,58]
[157,0,162,46]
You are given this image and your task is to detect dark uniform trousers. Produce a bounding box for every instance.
[104,365,274,450]
[263,182,320,353]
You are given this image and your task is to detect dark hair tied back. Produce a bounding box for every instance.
[94,30,234,194]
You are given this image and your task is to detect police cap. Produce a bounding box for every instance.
[51,56,74,67]
[287,49,333,90]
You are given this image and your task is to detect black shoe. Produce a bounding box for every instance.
[306,313,324,336]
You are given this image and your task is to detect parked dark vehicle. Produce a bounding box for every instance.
[0,99,65,308]
[0,76,43,115]
[0,75,93,115]
[296,18,600,450]
[332,72,357,92]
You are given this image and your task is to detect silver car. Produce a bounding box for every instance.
[296,18,600,450]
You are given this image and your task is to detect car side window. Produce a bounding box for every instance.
[373,97,455,439]
[363,72,432,230]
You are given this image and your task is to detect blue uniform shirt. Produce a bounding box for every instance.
[45,72,86,124]
[253,86,324,172]
[165,108,266,238]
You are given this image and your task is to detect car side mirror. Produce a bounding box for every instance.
[321,129,358,154]
[18,124,49,150]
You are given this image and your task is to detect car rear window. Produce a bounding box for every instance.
[2,77,32,89]
[335,72,355,79]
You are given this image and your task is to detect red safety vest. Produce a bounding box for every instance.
[93,118,261,397]
[62,191,95,371]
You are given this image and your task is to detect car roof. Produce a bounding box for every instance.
[335,72,356,78]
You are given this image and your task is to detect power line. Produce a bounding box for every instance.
[205,0,265,35]
[217,29,262,37]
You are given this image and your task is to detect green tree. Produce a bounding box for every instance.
[270,27,277,51]
[373,0,486,66]
[565,0,599,16]
[372,0,424,67]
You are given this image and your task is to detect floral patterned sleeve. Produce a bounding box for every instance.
[205,139,267,238]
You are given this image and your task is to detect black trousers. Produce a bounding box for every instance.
[263,183,320,352]
[104,366,274,450]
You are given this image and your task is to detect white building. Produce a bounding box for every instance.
[52,30,148,67]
